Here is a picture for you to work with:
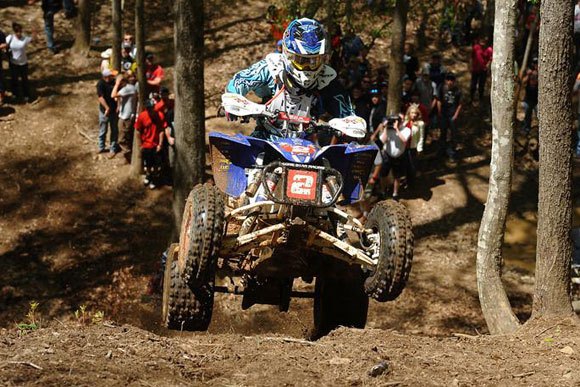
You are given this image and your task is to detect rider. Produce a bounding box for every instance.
[225,18,359,140]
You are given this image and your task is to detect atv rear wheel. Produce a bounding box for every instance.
[364,200,414,302]
[312,265,368,340]
[162,244,214,331]
[177,183,225,287]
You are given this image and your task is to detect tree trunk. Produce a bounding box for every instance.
[112,0,123,72]
[476,0,520,335]
[72,0,91,55]
[533,0,575,318]
[386,0,408,115]
[131,0,145,177]
[172,0,206,234]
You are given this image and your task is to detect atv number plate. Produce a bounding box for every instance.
[286,170,318,201]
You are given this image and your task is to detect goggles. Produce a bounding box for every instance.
[285,49,323,71]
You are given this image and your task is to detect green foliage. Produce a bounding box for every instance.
[74,305,105,326]
[16,301,40,336]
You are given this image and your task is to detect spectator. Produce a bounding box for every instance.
[521,57,538,134]
[100,48,112,74]
[368,86,386,133]
[403,103,425,187]
[155,87,174,182]
[470,36,492,104]
[111,72,137,151]
[351,84,370,120]
[358,46,371,78]
[121,43,135,73]
[28,0,60,54]
[360,75,372,94]
[403,43,419,81]
[96,68,120,156]
[424,54,447,88]
[436,73,463,160]
[145,52,164,95]
[135,99,166,189]
[401,75,415,108]
[342,27,364,63]
[7,22,34,103]
[123,33,137,59]
[369,115,411,200]
[0,28,6,104]
[414,67,438,128]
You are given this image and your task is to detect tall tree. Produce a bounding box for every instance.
[386,0,408,115]
[476,0,520,335]
[533,0,575,318]
[172,0,206,231]
[131,0,145,177]
[112,0,123,72]
[72,0,91,55]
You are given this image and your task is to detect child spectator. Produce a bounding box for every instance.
[403,104,425,187]
[7,22,34,103]
[111,72,137,151]
[369,115,411,200]
[135,99,166,189]
[521,57,538,134]
[470,36,492,104]
[145,52,164,95]
[96,69,120,156]
[436,73,463,160]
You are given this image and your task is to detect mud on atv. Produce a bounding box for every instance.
[162,94,414,338]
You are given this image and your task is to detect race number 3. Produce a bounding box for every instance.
[286,170,318,200]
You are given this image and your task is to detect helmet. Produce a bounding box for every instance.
[282,18,327,89]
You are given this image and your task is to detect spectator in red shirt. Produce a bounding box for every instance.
[135,99,166,189]
[470,36,493,104]
[145,52,164,96]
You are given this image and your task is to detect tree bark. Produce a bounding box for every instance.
[131,0,145,177]
[72,0,91,55]
[476,0,520,335]
[112,0,123,72]
[172,0,206,234]
[533,0,575,318]
[386,0,408,115]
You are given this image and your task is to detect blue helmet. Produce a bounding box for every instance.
[282,18,327,89]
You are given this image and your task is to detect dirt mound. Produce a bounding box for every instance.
[2,319,580,386]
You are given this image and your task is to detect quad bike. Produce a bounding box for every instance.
[162,93,414,338]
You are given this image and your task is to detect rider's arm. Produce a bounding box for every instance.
[318,78,356,118]
[225,59,273,98]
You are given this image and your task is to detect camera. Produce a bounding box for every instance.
[384,114,400,129]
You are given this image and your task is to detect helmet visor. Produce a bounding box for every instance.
[285,50,323,71]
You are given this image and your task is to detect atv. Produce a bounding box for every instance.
[162,93,414,338]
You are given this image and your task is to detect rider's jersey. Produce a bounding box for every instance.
[226,53,355,121]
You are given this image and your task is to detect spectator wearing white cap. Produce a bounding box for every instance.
[96,68,120,157]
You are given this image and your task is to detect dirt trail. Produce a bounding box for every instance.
[1,0,580,385]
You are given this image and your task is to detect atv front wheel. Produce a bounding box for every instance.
[162,244,214,331]
[364,200,414,302]
[177,183,225,287]
[312,265,368,339]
